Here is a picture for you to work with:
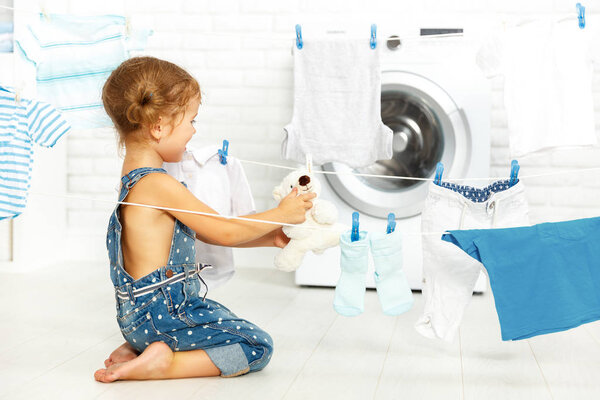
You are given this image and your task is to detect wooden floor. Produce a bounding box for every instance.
[1,262,600,400]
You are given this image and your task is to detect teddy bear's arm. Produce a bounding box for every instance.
[311,200,338,225]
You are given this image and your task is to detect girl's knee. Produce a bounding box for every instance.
[247,332,274,372]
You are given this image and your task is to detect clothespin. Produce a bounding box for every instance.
[434,162,444,185]
[577,3,585,29]
[218,139,229,165]
[351,212,360,242]
[305,154,312,174]
[13,81,24,105]
[370,24,377,49]
[295,24,303,50]
[125,16,132,36]
[509,160,520,186]
[40,7,50,21]
[386,213,396,234]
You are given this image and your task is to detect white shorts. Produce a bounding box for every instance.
[415,180,530,342]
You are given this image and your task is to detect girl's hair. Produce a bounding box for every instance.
[102,56,200,150]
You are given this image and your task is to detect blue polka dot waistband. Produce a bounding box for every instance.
[435,179,518,203]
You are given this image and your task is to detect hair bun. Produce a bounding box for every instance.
[140,92,153,106]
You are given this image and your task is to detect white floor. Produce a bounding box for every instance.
[1,262,600,400]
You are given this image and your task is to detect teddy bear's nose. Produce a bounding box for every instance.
[298,175,311,186]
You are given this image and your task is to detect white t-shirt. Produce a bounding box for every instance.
[163,144,256,289]
[476,18,598,157]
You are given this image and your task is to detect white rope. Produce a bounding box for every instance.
[0,5,466,43]
[237,157,600,182]
[28,190,456,236]
[26,154,600,238]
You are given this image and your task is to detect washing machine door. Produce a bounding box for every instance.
[323,70,471,219]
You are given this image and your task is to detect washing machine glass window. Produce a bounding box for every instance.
[356,88,445,191]
[323,71,467,219]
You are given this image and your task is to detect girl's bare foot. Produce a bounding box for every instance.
[94,341,173,383]
[104,342,139,367]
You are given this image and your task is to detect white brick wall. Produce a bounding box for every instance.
[57,0,600,262]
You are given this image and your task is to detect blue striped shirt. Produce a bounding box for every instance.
[0,85,70,220]
[14,13,152,129]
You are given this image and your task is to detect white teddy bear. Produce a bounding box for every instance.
[272,168,345,272]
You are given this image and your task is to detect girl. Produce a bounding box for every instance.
[94,56,315,382]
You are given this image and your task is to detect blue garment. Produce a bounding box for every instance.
[0,85,70,220]
[0,22,13,53]
[107,167,273,377]
[442,217,600,341]
[15,13,152,129]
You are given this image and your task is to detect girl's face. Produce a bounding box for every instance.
[155,95,201,163]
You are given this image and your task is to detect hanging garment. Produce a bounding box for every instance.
[334,230,369,317]
[415,180,530,342]
[442,216,600,341]
[369,229,414,316]
[282,38,393,168]
[0,22,13,53]
[0,85,71,220]
[15,13,152,129]
[476,18,598,157]
[163,144,256,289]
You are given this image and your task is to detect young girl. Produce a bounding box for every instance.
[94,56,315,382]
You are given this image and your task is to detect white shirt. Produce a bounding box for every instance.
[476,18,598,157]
[163,144,256,289]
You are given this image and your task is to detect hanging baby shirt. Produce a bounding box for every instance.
[476,18,598,157]
[443,216,600,341]
[15,13,152,129]
[282,38,393,168]
[163,144,256,289]
[415,179,530,342]
[0,85,71,219]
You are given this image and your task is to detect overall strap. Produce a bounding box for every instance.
[118,167,166,202]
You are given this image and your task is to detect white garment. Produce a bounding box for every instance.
[163,144,256,289]
[476,19,598,157]
[415,181,530,342]
[282,38,393,168]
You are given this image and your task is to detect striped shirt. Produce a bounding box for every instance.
[0,85,70,220]
[14,13,152,129]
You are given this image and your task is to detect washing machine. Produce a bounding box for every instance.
[295,29,491,291]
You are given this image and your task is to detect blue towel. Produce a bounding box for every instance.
[442,217,600,341]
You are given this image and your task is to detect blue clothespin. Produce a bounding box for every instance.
[509,160,520,186]
[434,162,444,185]
[351,212,360,242]
[370,24,377,49]
[295,24,303,49]
[577,3,585,29]
[218,140,229,165]
[386,213,396,234]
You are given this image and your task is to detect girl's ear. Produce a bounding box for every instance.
[149,116,163,142]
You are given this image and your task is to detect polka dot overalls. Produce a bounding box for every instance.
[106,167,273,377]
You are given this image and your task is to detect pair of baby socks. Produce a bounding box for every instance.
[333,229,413,317]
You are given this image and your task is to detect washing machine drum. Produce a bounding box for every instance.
[323,70,470,219]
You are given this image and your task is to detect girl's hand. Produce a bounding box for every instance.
[273,228,291,248]
[277,188,316,224]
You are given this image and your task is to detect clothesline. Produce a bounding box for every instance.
[27,161,600,236]
[235,157,600,182]
[0,4,465,43]
[0,3,588,44]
